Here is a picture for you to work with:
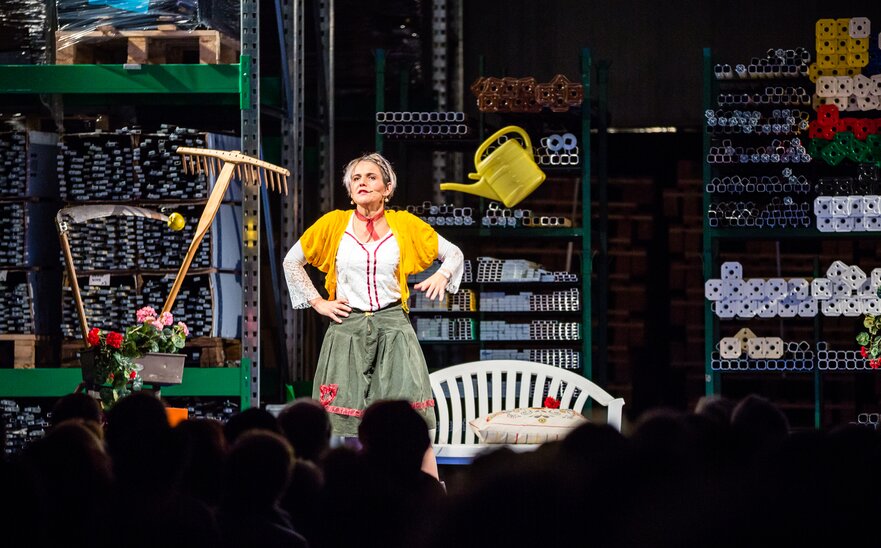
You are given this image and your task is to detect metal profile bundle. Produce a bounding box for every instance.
[0,202,58,267]
[481,201,572,228]
[706,137,811,164]
[0,131,59,199]
[408,259,473,284]
[0,271,58,334]
[857,413,880,429]
[705,170,812,194]
[707,198,812,228]
[141,274,215,338]
[807,105,881,166]
[534,133,580,166]
[414,316,474,341]
[716,86,811,107]
[58,131,139,201]
[713,48,811,80]
[479,348,581,370]
[816,341,881,370]
[480,319,580,341]
[809,18,874,86]
[374,111,469,138]
[409,288,476,312]
[705,108,810,136]
[1,400,48,457]
[814,195,881,232]
[470,74,583,113]
[61,275,139,337]
[479,288,580,312]
[706,260,881,319]
[134,126,211,200]
[405,201,475,226]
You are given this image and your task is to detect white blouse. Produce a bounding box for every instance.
[282,212,464,311]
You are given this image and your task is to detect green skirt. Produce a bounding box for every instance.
[312,304,436,436]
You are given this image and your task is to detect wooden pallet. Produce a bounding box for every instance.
[187,337,241,367]
[55,25,239,65]
[0,334,46,369]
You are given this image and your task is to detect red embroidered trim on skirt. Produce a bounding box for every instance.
[325,405,364,418]
[323,399,435,418]
[411,399,436,410]
[319,384,339,406]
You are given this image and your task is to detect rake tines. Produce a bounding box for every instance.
[177,146,290,195]
[162,147,291,315]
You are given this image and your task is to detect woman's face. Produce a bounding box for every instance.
[349,160,391,208]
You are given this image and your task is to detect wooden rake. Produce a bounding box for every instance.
[163,147,289,315]
[56,204,185,345]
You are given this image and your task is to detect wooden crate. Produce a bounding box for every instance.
[0,334,47,369]
[55,25,239,65]
[186,337,241,367]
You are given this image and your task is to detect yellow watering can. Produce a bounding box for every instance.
[440,125,545,207]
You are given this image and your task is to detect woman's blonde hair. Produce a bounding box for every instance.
[342,152,397,199]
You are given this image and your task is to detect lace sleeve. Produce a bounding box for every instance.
[282,241,321,309]
[437,235,464,294]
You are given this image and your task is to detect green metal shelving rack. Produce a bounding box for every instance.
[0,61,253,408]
[373,48,594,382]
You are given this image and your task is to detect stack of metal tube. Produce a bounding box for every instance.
[713,48,812,80]
[405,201,475,226]
[534,133,579,166]
[375,112,469,138]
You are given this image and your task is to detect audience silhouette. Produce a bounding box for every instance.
[5,390,881,548]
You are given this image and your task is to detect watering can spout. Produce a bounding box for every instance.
[438,125,545,208]
[439,180,503,202]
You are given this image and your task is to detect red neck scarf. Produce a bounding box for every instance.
[354,209,385,241]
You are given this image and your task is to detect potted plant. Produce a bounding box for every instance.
[81,306,189,408]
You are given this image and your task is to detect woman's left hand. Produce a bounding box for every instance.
[414,272,448,301]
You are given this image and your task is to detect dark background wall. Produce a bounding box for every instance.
[464,1,881,128]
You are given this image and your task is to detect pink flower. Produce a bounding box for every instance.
[136,306,157,323]
[177,321,189,336]
[151,319,164,330]
[160,311,173,326]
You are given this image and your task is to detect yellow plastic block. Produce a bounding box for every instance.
[817,38,837,55]
[816,18,837,39]
[848,37,869,52]
[848,52,869,67]
[836,18,851,37]
[817,53,838,69]
[807,62,818,82]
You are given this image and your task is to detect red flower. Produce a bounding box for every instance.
[108,373,114,380]
[861,346,869,359]
[129,371,137,380]
[871,359,881,369]
[87,327,100,347]
[106,331,123,349]
[543,397,560,409]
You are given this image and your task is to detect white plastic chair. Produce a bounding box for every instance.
[429,360,625,464]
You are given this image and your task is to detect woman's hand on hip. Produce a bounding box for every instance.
[310,297,351,323]
[414,271,448,301]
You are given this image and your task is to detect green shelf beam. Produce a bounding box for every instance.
[0,64,241,95]
[0,365,250,408]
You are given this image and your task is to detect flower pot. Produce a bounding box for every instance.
[79,347,99,384]
[135,352,185,386]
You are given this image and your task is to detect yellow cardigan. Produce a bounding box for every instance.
[298,209,438,311]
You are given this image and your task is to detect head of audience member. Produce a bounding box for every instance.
[358,400,430,474]
[730,394,790,461]
[694,394,737,427]
[49,392,103,429]
[224,407,281,444]
[173,419,228,507]
[277,397,331,462]
[104,392,174,489]
[631,407,699,476]
[224,430,293,511]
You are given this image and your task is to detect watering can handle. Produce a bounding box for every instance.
[474,125,534,167]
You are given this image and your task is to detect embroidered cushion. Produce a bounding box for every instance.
[468,407,588,444]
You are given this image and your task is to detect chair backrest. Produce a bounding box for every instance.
[429,360,624,445]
